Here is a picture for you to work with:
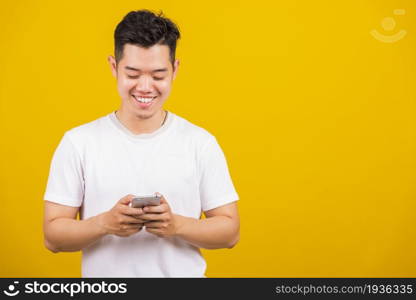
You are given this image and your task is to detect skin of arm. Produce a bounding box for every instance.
[175,202,240,249]
[43,201,104,253]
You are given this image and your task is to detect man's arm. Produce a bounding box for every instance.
[43,201,106,253]
[175,202,240,249]
[43,195,145,253]
[142,196,240,250]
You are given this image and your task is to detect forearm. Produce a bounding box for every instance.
[174,214,239,250]
[44,215,106,253]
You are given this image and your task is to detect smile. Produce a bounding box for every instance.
[133,95,156,103]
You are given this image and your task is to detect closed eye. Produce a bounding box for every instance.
[127,75,164,81]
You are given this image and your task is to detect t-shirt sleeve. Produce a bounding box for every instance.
[199,136,239,211]
[44,132,84,207]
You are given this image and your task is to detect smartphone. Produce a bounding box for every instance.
[131,194,161,208]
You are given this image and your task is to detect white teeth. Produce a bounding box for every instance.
[134,96,155,103]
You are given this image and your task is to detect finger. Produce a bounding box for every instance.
[120,224,143,231]
[156,193,167,204]
[145,227,162,236]
[122,216,146,224]
[143,203,168,214]
[119,194,135,206]
[144,221,164,228]
[120,205,144,217]
[140,212,168,222]
[118,227,142,237]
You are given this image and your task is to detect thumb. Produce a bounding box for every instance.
[119,194,135,205]
[156,193,167,204]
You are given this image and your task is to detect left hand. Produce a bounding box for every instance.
[139,193,179,238]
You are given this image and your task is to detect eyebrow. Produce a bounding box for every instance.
[125,66,168,73]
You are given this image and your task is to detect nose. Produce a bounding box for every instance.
[135,75,153,92]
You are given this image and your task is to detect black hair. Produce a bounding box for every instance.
[114,9,181,66]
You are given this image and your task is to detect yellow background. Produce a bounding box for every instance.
[1,0,415,277]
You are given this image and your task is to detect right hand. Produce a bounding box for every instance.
[96,194,145,237]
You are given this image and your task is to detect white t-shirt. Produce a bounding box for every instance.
[44,111,239,277]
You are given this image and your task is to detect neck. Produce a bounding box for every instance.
[115,108,167,135]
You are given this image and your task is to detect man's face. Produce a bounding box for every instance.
[108,44,179,120]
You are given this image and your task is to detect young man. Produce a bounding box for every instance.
[43,10,239,277]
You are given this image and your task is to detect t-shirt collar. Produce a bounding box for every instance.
[108,110,173,140]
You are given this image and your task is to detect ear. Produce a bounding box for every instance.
[108,55,118,78]
[172,59,180,80]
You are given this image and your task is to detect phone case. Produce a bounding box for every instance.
[131,195,161,208]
